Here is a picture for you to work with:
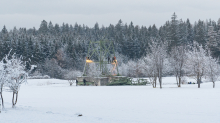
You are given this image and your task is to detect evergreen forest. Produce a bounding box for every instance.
[1,13,220,79]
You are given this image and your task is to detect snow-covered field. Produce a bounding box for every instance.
[0,78,220,123]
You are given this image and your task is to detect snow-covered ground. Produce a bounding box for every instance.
[133,76,209,85]
[0,78,220,123]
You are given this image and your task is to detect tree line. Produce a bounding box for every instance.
[120,41,219,89]
[0,13,220,79]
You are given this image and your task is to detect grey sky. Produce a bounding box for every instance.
[1,0,220,30]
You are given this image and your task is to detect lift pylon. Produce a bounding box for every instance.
[83,40,119,76]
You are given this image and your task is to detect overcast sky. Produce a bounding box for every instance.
[0,0,220,30]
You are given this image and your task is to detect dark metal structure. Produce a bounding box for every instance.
[83,40,119,76]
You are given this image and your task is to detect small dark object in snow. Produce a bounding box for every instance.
[78,114,82,116]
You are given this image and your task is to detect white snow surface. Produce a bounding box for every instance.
[0,78,220,123]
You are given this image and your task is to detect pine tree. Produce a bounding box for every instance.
[54,24,60,35]
[1,25,9,41]
[178,19,187,46]
[151,24,159,38]
[48,21,54,34]
[69,24,74,32]
[115,19,124,54]
[33,41,42,63]
[1,25,8,34]
[32,27,37,35]
[195,20,206,46]
[0,41,4,60]
[168,12,180,51]
[65,23,69,33]
[27,37,34,60]
[93,22,100,40]
[62,23,66,33]
[140,26,148,56]
[186,19,194,46]
[2,40,10,56]
[39,20,48,34]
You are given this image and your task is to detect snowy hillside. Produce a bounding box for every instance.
[0,78,219,123]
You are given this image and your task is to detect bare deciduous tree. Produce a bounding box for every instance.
[143,56,158,88]
[0,60,7,108]
[64,70,82,86]
[146,38,168,89]
[169,46,187,87]
[5,54,28,108]
[206,51,219,88]
[185,42,208,88]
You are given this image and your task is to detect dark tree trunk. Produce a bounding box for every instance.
[213,82,215,88]
[153,77,156,88]
[197,73,200,88]
[12,92,15,108]
[0,92,3,109]
[159,77,162,89]
[12,92,18,108]
[154,77,157,88]
[15,93,18,105]
[0,84,4,108]
[176,75,178,86]
[178,77,181,87]
[160,82,162,89]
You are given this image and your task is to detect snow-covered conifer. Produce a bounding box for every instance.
[195,20,206,46]
[48,21,54,34]
[39,20,48,34]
